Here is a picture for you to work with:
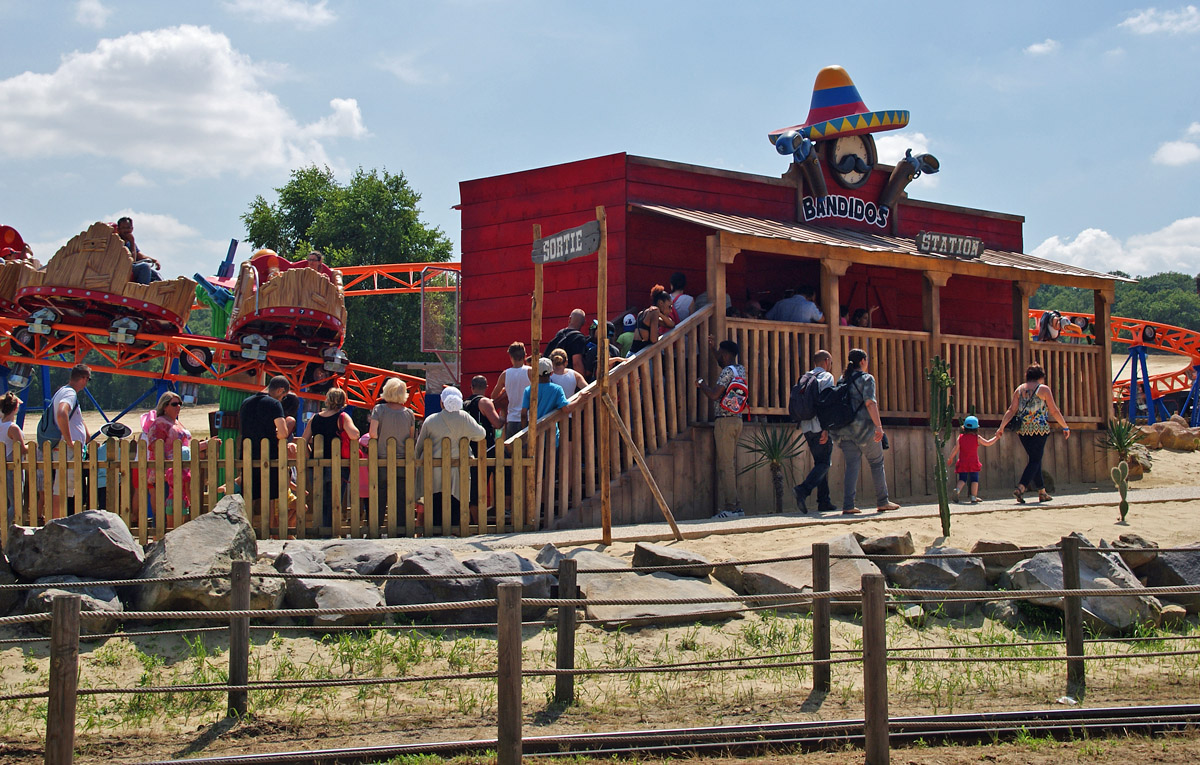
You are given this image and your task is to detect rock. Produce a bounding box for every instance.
[382,546,488,624]
[274,543,384,627]
[888,547,987,617]
[580,571,744,628]
[318,540,398,576]
[135,495,282,613]
[711,561,745,594]
[1002,534,1162,634]
[5,510,144,580]
[1161,604,1188,626]
[0,555,19,616]
[463,552,555,618]
[1140,545,1200,613]
[857,532,915,558]
[740,534,881,615]
[631,543,713,578]
[535,544,563,569]
[1109,533,1159,571]
[982,599,1023,629]
[567,548,629,572]
[900,604,925,627]
[1136,424,1161,449]
[970,540,1032,585]
[24,575,123,635]
[1159,421,1200,451]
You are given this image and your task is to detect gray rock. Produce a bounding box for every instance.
[5,510,144,580]
[463,551,554,618]
[567,548,629,571]
[1139,544,1200,613]
[888,547,987,618]
[711,561,745,594]
[24,575,123,635]
[319,540,398,576]
[970,540,1031,585]
[1162,604,1188,626]
[0,555,18,616]
[631,543,713,578]
[981,599,1023,629]
[900,604,925,627]
[274,543,384,627]
[1002,534,1162,634]
[1110,533,1160,572]
[740,534,881,615]
[580,570,744,628]
[858,532,915,558]
[135,495,282,613]
[535,543,563,569]
[382,546,488,624]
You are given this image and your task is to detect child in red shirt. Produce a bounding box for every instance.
[948,415,998,503]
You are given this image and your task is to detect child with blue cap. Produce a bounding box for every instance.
[947,415,998,504]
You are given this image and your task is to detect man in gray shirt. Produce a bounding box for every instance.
[793,351,837,514]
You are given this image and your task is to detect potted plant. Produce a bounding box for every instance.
[739,426,807,514]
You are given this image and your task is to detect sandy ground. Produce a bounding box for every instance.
[18,402,217,441]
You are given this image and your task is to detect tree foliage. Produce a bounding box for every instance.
[1031,271,1200,332]
[241,166,454,370]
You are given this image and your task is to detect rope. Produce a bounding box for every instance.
[887,584,1200,599]
[248,621,548,632]
[0,690,49,702]
[527,657,863,677]
[75,599,502,622]
[0,613,51,627]
[831,547,1059,561]
[888,649,1200,663]
[0,573,235,591]
[75,670,500,696]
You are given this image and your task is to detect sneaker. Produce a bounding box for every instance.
[713,508,745,519]
[793,485,808,513]
[970,496,983,504]
[952,488,960,504]
[816,502,838,514]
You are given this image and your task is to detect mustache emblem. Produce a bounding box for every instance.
[834,154,871,174]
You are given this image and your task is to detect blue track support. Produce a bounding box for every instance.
[1182,363,1200,427]
[1128,346,1158,425]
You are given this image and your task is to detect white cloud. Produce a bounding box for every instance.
[1153,140,1200,165]
[1104,47,1126,58]
[223,0,336,29]
[0,25,366,179]
[1188,122,1200,136]
[874,131,940,188]
[1024,38,1060,55]
[1119,5,1200,34]
[378,52,448,86]
[74,0,111,28]
[119,170,153,187]
[1032,218,1200,276]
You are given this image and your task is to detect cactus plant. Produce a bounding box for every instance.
[926,355,956,537]
[1111,460,1131,523]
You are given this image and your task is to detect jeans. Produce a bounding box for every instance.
[838,436,889,510]
[713,416,742,512]
[1018,434,1048,490]
[131,261,161,285]
[796,431,833,508]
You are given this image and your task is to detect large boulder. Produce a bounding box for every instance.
[135,495,283,613]
[1139,544,1200,613]
[631,543,713,579]
[24,575,123,635]
[0,555,19,615]
[1108,533,1159,572]
[579,571,744,628]
[1158,419,1200,451]
[970,540,1033,585]
[463,552,555,619]
[383,546,488,624]
[1002,534,1162,634]
[740,534,881,615]
[5,511,144,580]
[888,547,987,617]
[274,543,384,626]
[319,540,398,576]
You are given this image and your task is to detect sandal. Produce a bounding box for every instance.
[1013,487,1026,504]
[877,502,901,512]
[1038,490,1053,503]
[842,507,861,515]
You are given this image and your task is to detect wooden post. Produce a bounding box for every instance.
[820,259,852,370]
[1094,288,1115,426]
[596,206,613,546]
[812,542,831,693]
[46,594,81,765]
[922,271,951,362]
[496,582,523,765]
[600,393,683,540]
[1060,535,1086,698]
[705,234,731,344]
[528,223,542,528]
[861,573,889,765]
[1013,281,1037,365]
[555,558,578,705]
[228,559,251,718]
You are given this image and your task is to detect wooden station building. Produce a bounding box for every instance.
[457,69,1119,519]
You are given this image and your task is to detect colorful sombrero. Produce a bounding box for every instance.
[769,65,908,143]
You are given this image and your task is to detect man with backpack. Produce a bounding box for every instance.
[828,348,901,515]
[544,308,588,375]
[697,337,747,518]
[789,350,837,514]
[38,363,90,518]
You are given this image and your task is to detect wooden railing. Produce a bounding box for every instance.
[939,334,1022,419]
[727,318,824,415]
[840,328,931,418]
[1032,341,1104,423]
[0,434,532,544]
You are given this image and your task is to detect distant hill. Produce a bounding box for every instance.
[1031,271,1200,333]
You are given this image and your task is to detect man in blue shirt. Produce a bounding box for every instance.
[765,285,824,323]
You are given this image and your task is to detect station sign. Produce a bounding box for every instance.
[916,231,985,260]
[532,220,602,265]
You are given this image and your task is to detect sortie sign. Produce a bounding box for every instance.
[916,231,985,260]
[532,220,602,265]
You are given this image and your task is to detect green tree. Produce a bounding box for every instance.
[241,166,454,371]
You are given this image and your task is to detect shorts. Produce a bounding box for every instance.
[957,471,980,484]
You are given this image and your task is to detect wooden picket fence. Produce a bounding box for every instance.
[0,433,533,545]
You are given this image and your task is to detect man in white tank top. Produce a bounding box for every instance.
[491,341,532,438]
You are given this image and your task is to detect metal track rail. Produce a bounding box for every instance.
[139,703,1200,764]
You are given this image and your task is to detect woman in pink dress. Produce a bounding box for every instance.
[144,391,192,514]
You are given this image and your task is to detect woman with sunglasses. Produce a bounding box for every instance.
[144,392,193,521]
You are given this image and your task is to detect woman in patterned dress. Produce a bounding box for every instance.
[995,363,1070,504]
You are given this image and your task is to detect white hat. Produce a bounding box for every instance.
[440,385,464,412]
[623,313,636,329]
[537,357,553,376]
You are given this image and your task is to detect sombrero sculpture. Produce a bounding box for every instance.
[769,65,909,144]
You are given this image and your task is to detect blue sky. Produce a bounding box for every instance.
[1,1,1198,280]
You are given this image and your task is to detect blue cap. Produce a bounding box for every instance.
[964,415,979,430]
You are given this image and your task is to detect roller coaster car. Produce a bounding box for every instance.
[226,250,347,370]
[13,222,196,340]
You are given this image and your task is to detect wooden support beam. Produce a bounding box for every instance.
[596,206,612,546]
[1013,281,1038,366]
[600,392,682,541]
[923,271,951,362]
[820,259,851,369]
[1094,288,1114,426]
[706,233,734,344]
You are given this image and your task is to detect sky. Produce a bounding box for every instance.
[1,1,1198,281]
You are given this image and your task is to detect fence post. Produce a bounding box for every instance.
[555,558,578,705]
[496,582,523,765]
[812,542,831,694]
[861,573,889,765]
[46,594,81,765]
[1060,535,1086,698]
[228,559,251,718]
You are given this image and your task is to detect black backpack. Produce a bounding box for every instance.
[545,328,584,357]
[788,371,821,424]
[815,371,865,431]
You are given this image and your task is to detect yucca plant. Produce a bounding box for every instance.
[739,426,807,514]
[1100,417,1152,476]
